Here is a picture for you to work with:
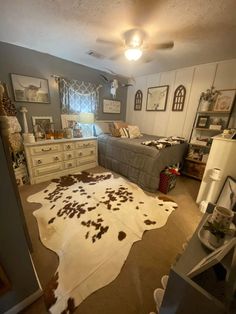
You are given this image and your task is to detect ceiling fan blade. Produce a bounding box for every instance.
[152,41,174,50]
[96,38,121,47]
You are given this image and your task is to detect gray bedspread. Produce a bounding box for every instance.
[97,134,188,192]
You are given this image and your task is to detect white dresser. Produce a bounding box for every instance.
[24,137,97,184]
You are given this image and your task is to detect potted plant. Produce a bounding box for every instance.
[204,220,234,248]
[200,86,219,111]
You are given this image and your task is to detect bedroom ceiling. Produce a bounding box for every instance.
[0,0,236,78]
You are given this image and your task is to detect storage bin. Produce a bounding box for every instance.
[159,171,177,194]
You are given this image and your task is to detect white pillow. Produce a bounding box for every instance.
[128,125,142,139]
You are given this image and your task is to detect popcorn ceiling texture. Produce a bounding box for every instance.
[0,0,236,76]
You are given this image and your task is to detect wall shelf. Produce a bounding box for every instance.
[185,158,206,165]
[194,127,222,132]
[183,96,234,180]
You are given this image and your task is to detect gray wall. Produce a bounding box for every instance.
[0,136,40,313]
[0,41,128,132]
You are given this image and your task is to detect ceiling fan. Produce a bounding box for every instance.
[96,28,174,62]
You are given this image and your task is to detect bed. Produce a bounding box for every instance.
[97,133,187,193]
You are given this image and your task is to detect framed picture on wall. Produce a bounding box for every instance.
[213,89,236,112]
[103,99,121,113]
[146,85,169,111]
[11,74,50,103]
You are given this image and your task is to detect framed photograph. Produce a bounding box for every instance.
[61,114,79,129]
[196,115,209,128]
[187,238,236,278]
[32,116,53,130]
[213,89,236,112]
[146,85,169,111]
[11,74,50,103]
[217,176,236,211]
[103,99,121,113]
[134,90,143,111]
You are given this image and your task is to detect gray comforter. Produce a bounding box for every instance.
[97,134,188,192]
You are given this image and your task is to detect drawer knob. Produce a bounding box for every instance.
[68,154,72,158]
[37,159,42,164]
[67,145,71,149]
[79,152,83,156]
[68,163,72,167]
[54,156,59,161]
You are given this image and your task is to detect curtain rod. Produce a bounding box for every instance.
[51,75,102,89]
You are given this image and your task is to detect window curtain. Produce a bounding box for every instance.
[59,78,100,116]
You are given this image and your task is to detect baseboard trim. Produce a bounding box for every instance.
[5,288,43,314]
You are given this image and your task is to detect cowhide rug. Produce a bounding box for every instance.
[28,171,177,313]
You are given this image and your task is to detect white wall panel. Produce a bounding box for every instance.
[166,67,195,137]
[152,71,175,136]
[182,63,217,139]
[213,59,236,90]
[126,58,236,139]
[143,73,161,134]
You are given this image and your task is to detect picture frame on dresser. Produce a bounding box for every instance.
[216,176,236,212]
[32,116,53,129]
[11,74,50,103]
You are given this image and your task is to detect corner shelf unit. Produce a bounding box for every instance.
[182,104,233,180]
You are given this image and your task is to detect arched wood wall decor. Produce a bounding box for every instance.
[172,85,186,111]
[134,89,143,111]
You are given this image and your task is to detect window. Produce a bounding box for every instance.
[59,78,100,115]
[172,85,186,111]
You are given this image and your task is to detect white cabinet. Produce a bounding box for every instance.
[24,137,97,184]
[196,136,236,204]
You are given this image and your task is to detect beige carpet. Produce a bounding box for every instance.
[19,167,202,314]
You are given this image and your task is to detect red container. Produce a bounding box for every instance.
[159,171,177,194]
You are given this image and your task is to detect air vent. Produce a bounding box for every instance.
[86,50,105,59]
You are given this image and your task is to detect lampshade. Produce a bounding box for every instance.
[124,48,142,61]
[79,112,95,124]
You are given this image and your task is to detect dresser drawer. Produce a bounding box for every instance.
[77,156,96,167]
[64,160,76,169]
[29,144,61,155]
[75,140,96,149]
[33,162,64,177]
[64,151,76,160]
[63,142,75,151]
[76,147,96,158]
[32,153,63,167]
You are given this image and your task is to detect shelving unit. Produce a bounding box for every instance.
[182,99,234,180]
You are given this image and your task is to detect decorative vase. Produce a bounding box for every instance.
[200,100,210,112]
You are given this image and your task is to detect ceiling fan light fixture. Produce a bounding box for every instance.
[124,48,142,61]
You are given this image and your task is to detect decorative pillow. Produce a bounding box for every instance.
[128,125,142,139]
[119,127,130,138]
[110,128,121,137]
[1,116,22,133]
[94,122,111,136]
[113,121,128,129]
